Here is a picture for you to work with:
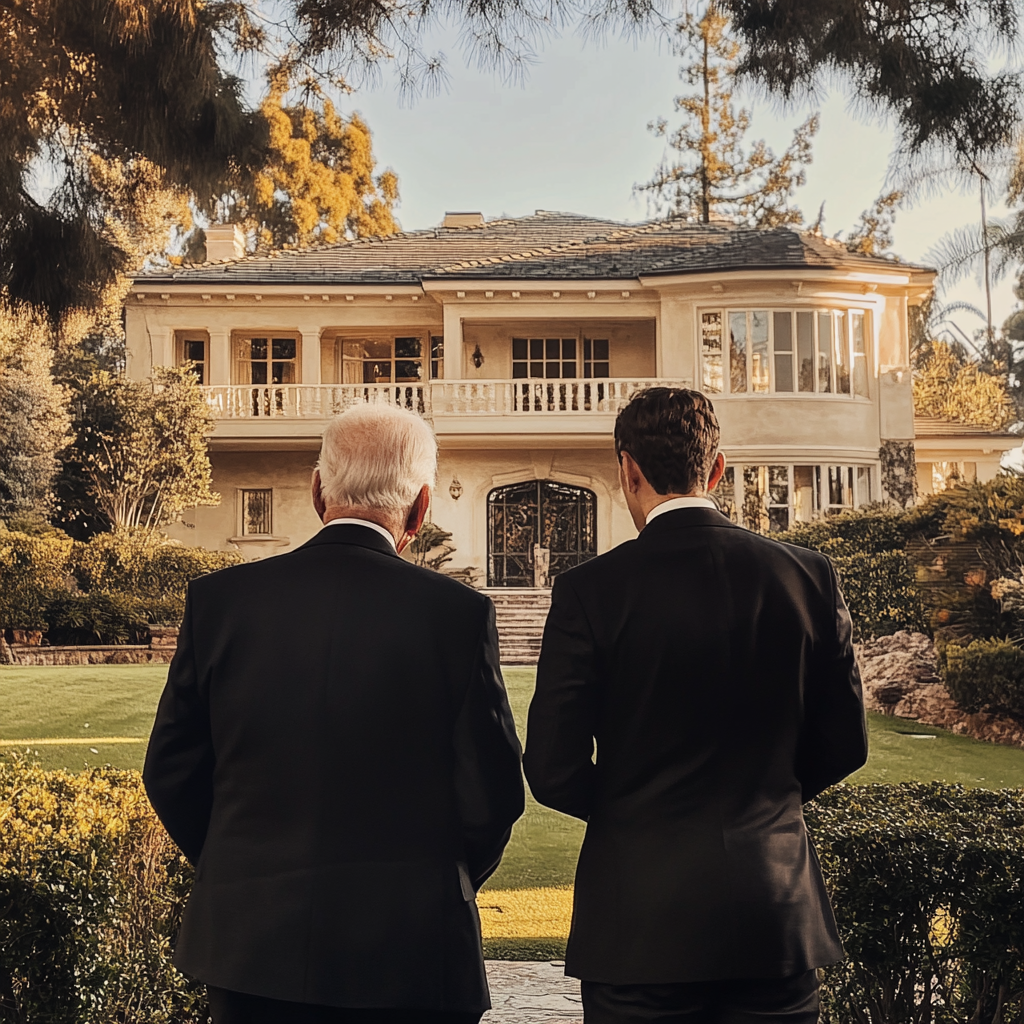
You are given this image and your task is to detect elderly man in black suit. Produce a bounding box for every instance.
[524,387,867,1024]
[144,403,525,1024]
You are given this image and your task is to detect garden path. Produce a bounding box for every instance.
[483,961,582,1022]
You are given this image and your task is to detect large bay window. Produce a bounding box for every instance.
[701,308,870,398]
[714,463,874,533]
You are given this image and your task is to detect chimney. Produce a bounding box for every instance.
[442,212,484,229]
[205,224,246,261]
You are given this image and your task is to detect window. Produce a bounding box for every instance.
[179,337,207,384]
[234,336,297,384]
[430,336,444,379]
[714,463,873,533]
[702,308,869,396]
[512,338,577,378]
[701,312,724,393]
[583,339,610,377]
[240,489,272,536]
[338,337,424,384]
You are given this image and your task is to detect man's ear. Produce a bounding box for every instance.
[620,451,645,496]
[707,452,727,493]
[397,484,432,553]
[311,469,327,521]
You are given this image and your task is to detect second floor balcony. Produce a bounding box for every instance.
[203,378,690,426]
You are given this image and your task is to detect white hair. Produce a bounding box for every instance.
[317,403,437,512]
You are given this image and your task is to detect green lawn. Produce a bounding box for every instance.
[4,663,1024,889]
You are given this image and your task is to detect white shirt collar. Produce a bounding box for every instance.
[645,495,717,525]
[324,517,397,551]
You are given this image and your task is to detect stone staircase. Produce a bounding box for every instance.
[481,588,553,666]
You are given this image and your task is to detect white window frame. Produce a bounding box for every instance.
[699,308,870,398]
[239,487,273,537]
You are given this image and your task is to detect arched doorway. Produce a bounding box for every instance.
[487,480,597,587]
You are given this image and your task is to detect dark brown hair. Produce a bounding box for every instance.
[614,388,721,495]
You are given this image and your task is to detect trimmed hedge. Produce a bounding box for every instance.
[0,528,240,643]
[776,508,927,639]
[2,768,1022,1022]
[940,637,1024,718]
[808,783,1024,1023]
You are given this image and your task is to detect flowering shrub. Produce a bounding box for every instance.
[0,760,205,1023]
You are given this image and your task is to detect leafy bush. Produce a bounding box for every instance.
[0,526,238,639]
[3,770,1022,1023]
[72,530,240,600]
[807,783,1024,1024]
[44,591,185,646]
[776,508,926,639]
[940,637,1024,717]
[0,760,206,1023]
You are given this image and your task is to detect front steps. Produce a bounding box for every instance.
[481,588,553,666]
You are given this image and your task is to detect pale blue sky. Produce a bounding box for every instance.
[342,24,1015,348]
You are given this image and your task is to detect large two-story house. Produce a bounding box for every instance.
[127,211,936,587]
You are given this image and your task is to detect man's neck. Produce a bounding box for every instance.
[321,506,403,546]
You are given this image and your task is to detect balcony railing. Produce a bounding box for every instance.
[203,379,689,420]
[204,384,427,418]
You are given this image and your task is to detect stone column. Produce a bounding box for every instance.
[442,304,463,379]
[208,330,231,385]
[301,331,322,385]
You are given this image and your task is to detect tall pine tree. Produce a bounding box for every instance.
[638,7,818,227]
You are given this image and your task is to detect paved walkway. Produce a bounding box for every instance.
[482,961,582,1022]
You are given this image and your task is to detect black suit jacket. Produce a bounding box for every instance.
[144,525,524,1012]
[523,507,866,985]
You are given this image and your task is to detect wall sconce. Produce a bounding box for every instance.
[449,476,464,500]
[471,344,485,369]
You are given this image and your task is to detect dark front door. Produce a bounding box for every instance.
[487,480,597,587]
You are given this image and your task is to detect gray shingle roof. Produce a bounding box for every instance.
[137,211,932,286]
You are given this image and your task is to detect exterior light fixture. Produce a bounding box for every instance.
[471,345,485,369]
[449,476,464,501]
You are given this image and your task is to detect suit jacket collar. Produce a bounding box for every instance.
[639,506,740,540]
[298,523,402,558]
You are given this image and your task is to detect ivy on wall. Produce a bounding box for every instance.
[880,440,918,508]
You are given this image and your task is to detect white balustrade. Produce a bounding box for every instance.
[203,384,428,419]
[430,379,690,416]
[203,380,691,420]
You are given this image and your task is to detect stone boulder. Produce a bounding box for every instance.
[855,630,1024,749]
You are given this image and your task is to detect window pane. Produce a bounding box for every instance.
[751,311,769,393]
[701,312,723,394]
[272,338,296,360]
[773,312,792,352]
[513,338,528,360]
[512,363,528,379]
[793,466,817,522]
[714,466,738,522]
[834,315,850,394]
[530,362,543,378]
[817,313,833,393]
[729,311,748,393]
[251,363,268,384]
[184,340,205,362]
[743,466,766,532]
[827,465,853,508]
[768,464,789,506]
[856,466,871,505]
[395,360,422,382]
[851,313,869,397]
[430,336,444,380]
[530,339,543,360]
[562,338,577,359]
[365,360,391,383]
[546,338,560,359]
[251,337,268,361]
[797,313,815,392]
[272,362,296,384]
[775,352,794,392]
[592,362,610,378]
[395,337,422,358]
[593,339,609,360]
[364,340,392,360]
[242,490,272,535]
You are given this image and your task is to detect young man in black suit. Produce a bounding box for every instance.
[144,404,525,1024]
[524,387,867,1024]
